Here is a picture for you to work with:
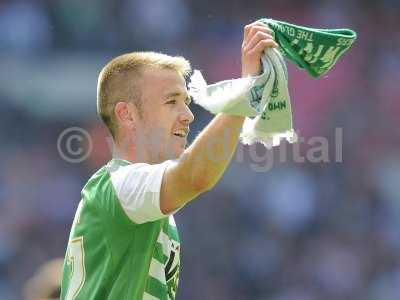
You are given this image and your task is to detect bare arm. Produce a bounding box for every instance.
[160,21,276,214]
[161,113,245,213]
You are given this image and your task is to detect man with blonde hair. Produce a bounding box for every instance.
[61,21,277,299]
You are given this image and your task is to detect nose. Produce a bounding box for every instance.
[180,104,194,125]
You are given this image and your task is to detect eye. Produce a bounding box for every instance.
[166,99,177,105]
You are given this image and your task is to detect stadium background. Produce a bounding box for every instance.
[1,0,399,299]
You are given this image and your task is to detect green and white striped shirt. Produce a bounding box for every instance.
[61,159,181,300]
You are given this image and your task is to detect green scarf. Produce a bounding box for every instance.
[189,19,357,148]
[262,18,357,78]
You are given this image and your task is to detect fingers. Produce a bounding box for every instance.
[243,21,269,40]
[241,22,278,77]
[243,22,272,44]
[243,30,278,54]
[242,25,276,55]
[247,38,278,58]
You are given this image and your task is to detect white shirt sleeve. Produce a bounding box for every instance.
[109,160,179,224]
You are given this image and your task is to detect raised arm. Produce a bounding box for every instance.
[161,21,276,214]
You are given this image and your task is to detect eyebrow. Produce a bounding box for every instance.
[165,91,192,104]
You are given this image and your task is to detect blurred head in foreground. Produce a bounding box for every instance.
[23,258,63,300]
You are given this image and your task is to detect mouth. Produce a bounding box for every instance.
[172,128,189,139]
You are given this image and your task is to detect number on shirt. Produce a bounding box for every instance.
[65,236,86,300]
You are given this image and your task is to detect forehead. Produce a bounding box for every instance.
[140,67,187,100]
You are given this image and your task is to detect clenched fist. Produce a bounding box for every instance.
[241,21,278,77]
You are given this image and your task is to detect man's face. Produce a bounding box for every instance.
[134,67,194,163]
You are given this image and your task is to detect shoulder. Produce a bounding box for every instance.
[107,160,172,194]
[105,159,174,224]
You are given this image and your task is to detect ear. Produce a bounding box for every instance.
[114,101,136,129]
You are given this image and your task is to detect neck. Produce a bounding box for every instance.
[112,137,143,164]
[113,135,162,164]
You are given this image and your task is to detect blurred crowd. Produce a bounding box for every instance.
[1,0,400,299]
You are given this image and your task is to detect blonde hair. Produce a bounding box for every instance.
[97,51,191,138]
